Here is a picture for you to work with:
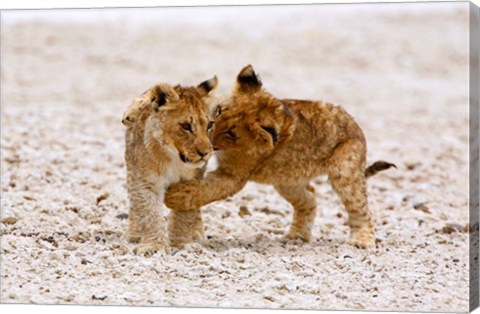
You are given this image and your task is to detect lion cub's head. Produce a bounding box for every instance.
[142,76,218,168]
[212,65,295,158]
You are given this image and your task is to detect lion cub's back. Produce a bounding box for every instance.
[283,99,365,144]
[250,99,366,184]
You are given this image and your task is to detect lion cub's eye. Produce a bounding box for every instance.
[225,130,237,140]
[215,105,222,117]
[207,121,214,130]
[180,123,192,132]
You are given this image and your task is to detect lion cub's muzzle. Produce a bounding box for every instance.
[179,149,212,165]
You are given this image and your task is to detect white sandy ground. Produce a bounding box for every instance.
[0,2,473,312]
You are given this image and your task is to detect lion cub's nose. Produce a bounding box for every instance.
[197,150,209,158]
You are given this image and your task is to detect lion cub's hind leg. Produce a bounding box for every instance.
[327,140,375,249]
[274,183,317,242]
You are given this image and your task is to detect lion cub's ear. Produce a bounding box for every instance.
[150,83,180,111]
[235,64,262,94]
[196,76,219,97]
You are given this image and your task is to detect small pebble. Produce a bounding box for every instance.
[335,293,348,300]
[405,162,421,170]
[413,203,431,214]
[238,206,251,217]
[96,193,110,205]
[257,207,282,216]
[42,236,58,248]
[115,213,129,220]
[23,195,36,201]
[91,295,107,301]
[1,217,18,225]
[263,295,275,302]
[441,223,465,234]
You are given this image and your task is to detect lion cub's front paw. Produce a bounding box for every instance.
[169,210,206,248]
[133,243,168,257]
[164,183,196,210]
[126,233,141,244]
[349,228,376,249]
[283,228,312,243]
[170,230,207,248]
[192,229,207,244]
[122,109,139,127]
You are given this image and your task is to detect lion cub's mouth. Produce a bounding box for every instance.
[179,152,191,163]
[179,153,207,167]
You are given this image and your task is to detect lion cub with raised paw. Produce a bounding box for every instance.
[164,65,395,249]
[122,76,217,256]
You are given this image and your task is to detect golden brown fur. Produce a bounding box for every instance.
[164,65,394,249]
[123,76,217,256]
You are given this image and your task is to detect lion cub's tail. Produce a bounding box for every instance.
[365,161,397,178]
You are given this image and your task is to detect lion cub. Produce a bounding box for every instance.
[164,65,394,249]
[123,76,217,256]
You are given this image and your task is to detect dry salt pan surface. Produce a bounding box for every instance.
[0,3,472,312]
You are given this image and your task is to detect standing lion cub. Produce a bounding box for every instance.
[164,65,394,249]
[122,76,217,256]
